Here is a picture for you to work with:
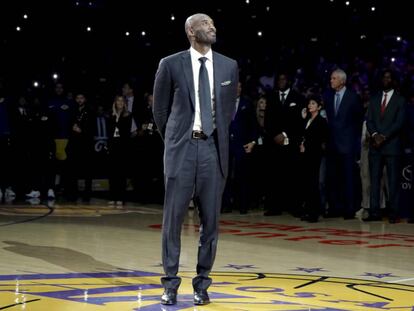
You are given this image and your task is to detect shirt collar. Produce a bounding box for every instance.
[336,86,346,97]
[190,46,213,63]
[280,88,290,95]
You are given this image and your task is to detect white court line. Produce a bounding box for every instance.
[388,278,414,283]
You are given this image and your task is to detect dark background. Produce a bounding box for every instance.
[0,0,412,96]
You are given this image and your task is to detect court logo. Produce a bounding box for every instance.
[1,270,413,310]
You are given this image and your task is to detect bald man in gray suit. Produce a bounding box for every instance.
[153,13,239,305]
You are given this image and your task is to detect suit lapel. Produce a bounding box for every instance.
[181,51,195,108]
[337,90,347,116]
[213,52,222,111]
[382,92,396,120]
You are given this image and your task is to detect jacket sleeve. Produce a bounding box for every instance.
[153,58,172,140]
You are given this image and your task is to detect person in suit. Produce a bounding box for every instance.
[222,82,258,214]
[364,69,406,223]
[152,13,239,306]
[299,95,328,222]
[263,72,306,216]
[324,68,364,219]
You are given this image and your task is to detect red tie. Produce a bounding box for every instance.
[380,92,387,117]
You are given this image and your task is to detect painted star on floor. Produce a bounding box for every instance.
[223,264,258,270]
[292,267,328,273]
[361,272,399,278]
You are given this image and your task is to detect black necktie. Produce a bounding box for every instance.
[199,57,213,136]
[280,92,286,105]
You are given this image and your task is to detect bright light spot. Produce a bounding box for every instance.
[257,31,262,37]
[125,31,130,36]
[310,37,318,42]
[33,81,39,88]
[245,0,250,4]
[23,14,28,19]
[360,34,366,39]
[86,26,91,32]
[266,6,270,12]
[16,26,21,31]
[396,36,401,41]
[141,31,146,36]
[345,1,350,5]
[391,57,396,62]
[371,6,375,11]
[171,14,175,21]
[52,73,59,80]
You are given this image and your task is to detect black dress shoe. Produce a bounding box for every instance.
[324,211,341,218]
[388,216,400,224]
[306,216,319,223]
[161,289,177,305]
[194,289,210,305]
[264,210,281,216]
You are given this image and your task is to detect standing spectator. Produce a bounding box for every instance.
[405,91,414,223]
[264,71,306,216]
[25,96,55,201]
[299,95,328,222]
[324,68,364,219]
[66,92,94,201]
[10,95,32,197]
[47,82,75,197]
[0,84,16,201]
[92,104,109,179]
[107,95,132,205]
[364,69,406,223]
[139,93,164,203]
[222,82,258,214]
[251,96,269,209]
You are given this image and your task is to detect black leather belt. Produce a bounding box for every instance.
[192,130,208,140]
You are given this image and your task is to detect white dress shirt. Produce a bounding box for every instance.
[382,89,394,108]
[190,47,215,132]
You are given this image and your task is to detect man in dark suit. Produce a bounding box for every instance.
[153,13,238,306]
[264,72,306,216]
[365,69,406,223]
[324,68,364,219]
[222,82,258,214]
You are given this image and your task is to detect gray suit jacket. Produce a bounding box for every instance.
[367,91,406,155]
[153,49,239,178]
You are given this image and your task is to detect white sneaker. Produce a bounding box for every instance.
[47,189,55,199]
[5,187,16,198]
[26,190,41,198]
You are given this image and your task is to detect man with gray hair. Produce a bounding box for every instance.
[324,68,364,219]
